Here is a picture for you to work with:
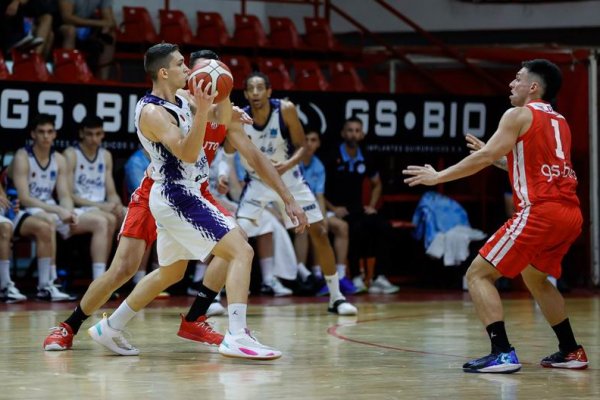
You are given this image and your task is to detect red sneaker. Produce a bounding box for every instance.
[541,345,589,369]
[177,314,224,346]
[43,322,74,351]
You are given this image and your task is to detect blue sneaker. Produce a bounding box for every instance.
[463,348,521,373]
[316,284,329,296]
[339,277,359,295]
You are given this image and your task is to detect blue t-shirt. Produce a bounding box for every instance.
[124,149,150,197]
[299,155,325,195]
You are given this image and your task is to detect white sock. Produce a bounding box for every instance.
[312,265,322,279]
[132,270,146,285]
[0,260,11,288]
[336,264,346,279]
[50,264,57,282]
[325,272,344,303]
[260,257,274,284]
[37,258,52,288]
[297,262,311,281]
[547,276,557,287]
[92,263,106,280]
[194,261,207,282]
[228,303,247,333]
[108,301,137,331]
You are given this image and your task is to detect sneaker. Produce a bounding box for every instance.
[177,314,224,346]
[352,276,368,293]
[316,283,329,296]
[463,348,522,373]
[207,299,227,317]
[0,282,27,303]
[262,277,292,297]
[87,313,139,356]
[540,345,588,369]
[368,275,400,294]
[43,322,74,351]
[36,284,76,302]
[339,277,359,295]
[328,298,358,316]
[219,328,282,360]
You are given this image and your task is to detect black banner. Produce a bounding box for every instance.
[0,81,509,159]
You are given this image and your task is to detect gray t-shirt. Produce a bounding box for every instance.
[66,0,113,18]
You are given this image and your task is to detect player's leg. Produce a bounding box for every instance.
[70,211,110,279]
[327,216,361,295]
[0,219,26,303]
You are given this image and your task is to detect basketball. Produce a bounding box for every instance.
[187,59,233,103]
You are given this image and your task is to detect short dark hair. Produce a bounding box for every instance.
[190,49,219,67]
[144,43,179,81]
[80,116,104,130]
[522,59,562,103]
[30,114,55,131]
[244,71,270,90]
[344,116,363,126]
[304,125,320,136]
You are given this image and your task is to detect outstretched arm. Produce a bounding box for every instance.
[465,133,508,171]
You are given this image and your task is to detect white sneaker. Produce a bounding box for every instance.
[328,298,358,315]
[207,300,227,317]
[88,314,139,356]
[368,275,400,294]
[36,284,75,302]
[266,277,293,297]
[219,328,282,360]
[352,276,368,293]
[0,282,27,303]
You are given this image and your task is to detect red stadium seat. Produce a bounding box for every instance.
[159,9,194,45]
[10,50,50,81]
[303,17,337,51]
[52,49,94,83]
[118,6,158,44]
[220,55,253,90]
[329,61,364,92]
[293,60,328,91]
[258,58,294,91]
[0,52,9,79]
[196,12,230,47]
[268,17,302,50]
[232,14,268,48]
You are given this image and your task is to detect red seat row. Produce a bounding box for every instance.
[119,7,348,52]
[0,49,94,83]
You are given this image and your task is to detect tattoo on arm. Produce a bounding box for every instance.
[493,157,508,171]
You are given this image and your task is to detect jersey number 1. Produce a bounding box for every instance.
[550,119,565,160]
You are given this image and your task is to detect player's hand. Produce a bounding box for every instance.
[465,133,486,154]
[217,175,229,194]
[333,206,349,218]
[403,164,440,187]
[363,205,377,215]
[58,208,78,224]
[272,160,287,175]
[285,200,309,234]
[231,105,253,125]
[98,202,114,213]
[192,78,218,115]
[0,194,10,210]
[5,0,20,17]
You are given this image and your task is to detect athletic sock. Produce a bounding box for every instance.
[486,321,512,353]
[552,318,579,353]
[64,305,90,334]
[185,282,218,322]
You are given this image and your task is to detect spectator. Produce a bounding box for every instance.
[1,0,45,54]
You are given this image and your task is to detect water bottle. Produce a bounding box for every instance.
[5,189,18,220]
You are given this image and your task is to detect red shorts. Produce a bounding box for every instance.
[118,177,232,247]
[479,202,582,279]
[119,176,157,247]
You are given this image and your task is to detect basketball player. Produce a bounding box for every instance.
[236,72,357,315]
[403,59,588,373]
[63,115,123,280]
[10,114,111,301]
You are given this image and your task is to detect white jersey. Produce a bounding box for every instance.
[72,145,106,202]
[134,93,209,184]
[25,146,58,202]
[242,99,303,186]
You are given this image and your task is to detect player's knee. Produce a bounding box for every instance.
[32,222,53,243]
[0,223,12,241]
[237,241,254,263]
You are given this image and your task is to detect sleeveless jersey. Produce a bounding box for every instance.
[134,93,209,184]
[72,145,106,202]
[25,146,58,202]
[242,99,301,185]
[203,122,226,165]
[507,101,579,210]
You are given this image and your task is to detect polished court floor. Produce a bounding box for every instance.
[0,292,598,400]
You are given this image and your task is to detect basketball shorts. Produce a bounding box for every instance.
[236,177,323,230]
[119,176,157,247]
[150,180,235,266]
[25,204,85,239]
[479,202,582,279]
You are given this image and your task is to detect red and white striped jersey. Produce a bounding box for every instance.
[507,101,579,211]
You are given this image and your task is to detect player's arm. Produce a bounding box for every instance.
[104,151,123,207]
[277,99,306,174]
[465,133,508,171]
[366,173,382,214]
[55,153,75,210]
[62,147,95,208]
[404,107,529,186]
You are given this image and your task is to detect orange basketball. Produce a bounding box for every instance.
[187,59,233,103]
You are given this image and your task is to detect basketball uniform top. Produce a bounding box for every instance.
[199,122,227,194]
[242,98,302,185]
[507,100,579,211]
[72,145,106,202]
[25,145,58,202]
[134,93,209,184]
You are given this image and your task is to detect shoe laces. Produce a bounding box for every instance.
[192,318,217,333]
[48,325,69,338]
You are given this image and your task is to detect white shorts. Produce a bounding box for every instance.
[25,207,85,239]
[0,214,13,227]
[150,180,235,266]
[236,178,323,230]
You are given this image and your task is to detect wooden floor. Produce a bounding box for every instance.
[1,292,598,400]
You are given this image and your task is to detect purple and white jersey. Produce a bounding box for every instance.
[134,93,209,185]
[72,145,106,202]
[25,146,58,202]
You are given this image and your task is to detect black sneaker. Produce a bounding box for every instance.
[541,346,588,369]
[463,348,521,373]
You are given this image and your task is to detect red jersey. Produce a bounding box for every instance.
[507,101,579,211]
[203,122,227,165]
